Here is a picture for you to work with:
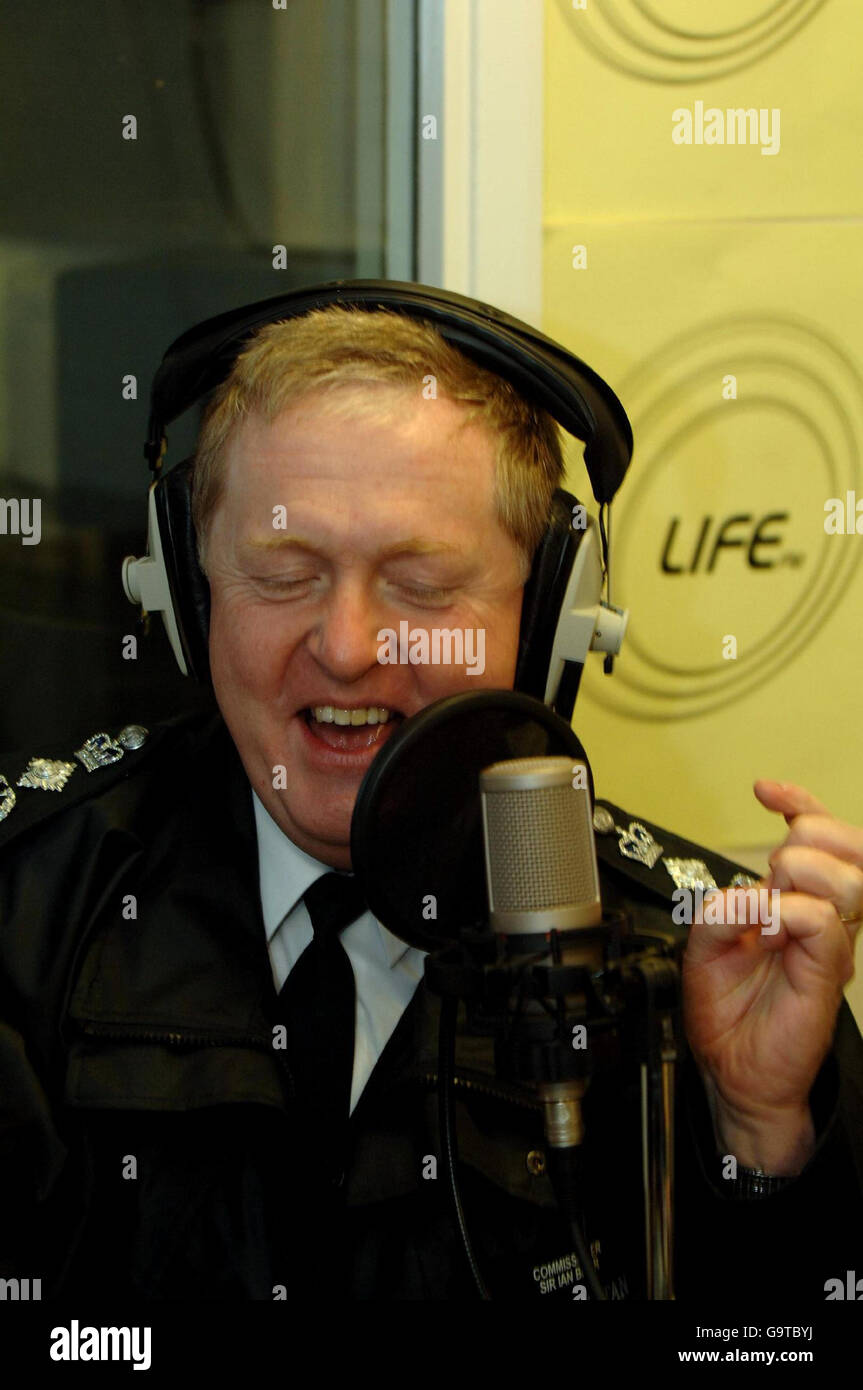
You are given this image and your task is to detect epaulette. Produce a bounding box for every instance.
[0,722,171,853]
[592,796,760,905]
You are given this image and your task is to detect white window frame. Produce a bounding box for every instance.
[417,0,544,325]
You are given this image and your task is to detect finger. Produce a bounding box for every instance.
[684,885,779,965]
[687,886,856,986]
[766,848,863,947]
[768,812,863,872]
[744,889,856,988]
[768,844,863,910]
[754,779,832,824]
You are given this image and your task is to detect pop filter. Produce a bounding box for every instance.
[350,689,592,950]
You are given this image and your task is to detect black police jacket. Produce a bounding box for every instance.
[1,710,862,1302]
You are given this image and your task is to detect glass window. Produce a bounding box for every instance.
[0,0,414,745]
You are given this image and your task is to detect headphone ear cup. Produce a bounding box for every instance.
[154,459,212,683]
[515,488,586,702]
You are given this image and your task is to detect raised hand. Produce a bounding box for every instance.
[682,780,863,1173]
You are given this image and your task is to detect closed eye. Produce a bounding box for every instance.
[251,576,455,605]
[395,584,454,605]
[255,576,316,594]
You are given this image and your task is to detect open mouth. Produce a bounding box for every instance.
[300,705,405,753]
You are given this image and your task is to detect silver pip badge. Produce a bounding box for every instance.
[0,774,16,821]
[662,857,717,893]
[17,758,77,792]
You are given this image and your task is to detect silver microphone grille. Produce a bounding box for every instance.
[479,756,601,934]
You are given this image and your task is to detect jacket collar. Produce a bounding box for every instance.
[252,789,412,970]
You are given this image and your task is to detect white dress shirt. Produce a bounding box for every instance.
[252,789,427,1115]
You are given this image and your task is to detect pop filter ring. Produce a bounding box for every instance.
[350,689,593,951]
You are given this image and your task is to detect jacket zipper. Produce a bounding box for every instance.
[76,1025,533,1111]
[422,1070,541,1111]
[78,1020,296,1097]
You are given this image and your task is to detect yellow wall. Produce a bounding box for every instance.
[543,0,863,1019]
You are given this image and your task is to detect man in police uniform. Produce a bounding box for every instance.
[1,299,862,1302]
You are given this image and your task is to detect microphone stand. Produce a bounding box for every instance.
[425,911,682,1300]
[634,955,679,1301]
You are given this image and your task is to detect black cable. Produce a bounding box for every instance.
[546,1147,607,1301]
[599,502,615,675]
[437,995,491,1300]
[598,501,610,584]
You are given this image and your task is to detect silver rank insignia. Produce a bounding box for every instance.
[730,872,759,889]
[663,857,717,893]
[116,725,148,751]
[17,757,77,792]
[74,732,125,772]
[592,806,617,836]
[618,822,664,869]
[593,805,664,870]
[0,775,15,821]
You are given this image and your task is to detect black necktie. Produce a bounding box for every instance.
[276,872,367,1180]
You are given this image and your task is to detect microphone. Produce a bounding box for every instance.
[480,755,603,1153]
[480,756,601,935]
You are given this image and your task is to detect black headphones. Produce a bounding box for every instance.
[122,279,633,722]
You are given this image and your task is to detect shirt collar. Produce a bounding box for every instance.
[251,789,411,970]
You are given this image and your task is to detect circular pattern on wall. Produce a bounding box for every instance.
[556,0,830,84]
[585,315,863,722]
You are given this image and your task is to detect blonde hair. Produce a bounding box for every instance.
[190,305,564,576]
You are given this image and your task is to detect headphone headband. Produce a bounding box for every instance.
[146,279,633,506]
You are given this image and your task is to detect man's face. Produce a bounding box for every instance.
[206,386,527,868]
